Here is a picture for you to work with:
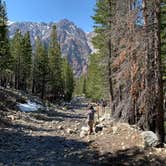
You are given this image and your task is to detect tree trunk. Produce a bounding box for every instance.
[108,0,115,114]
[41,75,46,99]
[154,0,165,143]
[108,39,115,114]
[144,0,164,143]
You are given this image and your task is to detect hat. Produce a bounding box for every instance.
[89,105,93,110]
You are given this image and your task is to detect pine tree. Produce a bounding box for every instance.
[0,0,11,87]
[86,53,106,100]
[10,30,23,90]
[48,25,64,101]
[92,0,113,102]
[32,37,49,99]
[74,75,85,96]
[62,58,74,101]
[21,31,32,91]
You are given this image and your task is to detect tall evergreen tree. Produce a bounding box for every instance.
[32,37,49,99]
[92,0,113,102]
[74,74,87,97]
[10,30,23,90]
[0,0,11,87]
[48,25,64,101]
[62,58,74,101]
[86,53,106,100]
[21,31,32,91]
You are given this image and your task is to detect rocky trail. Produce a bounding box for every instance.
[0,88,166,166]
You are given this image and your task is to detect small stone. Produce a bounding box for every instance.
[66,128,74,134]
[122,146,126,150]
[48,125,52,128]
[149,152,153,155]
[7,115,15,121]
[156,148,162,153]
[100,132,104,136]
[80,130,88,137]
[112,126,118,134]
[80,126,89,137]
[81,126,89,132]
[58,125,63,130]
[64,154,68,158]
[78,155,84,159]
[99,117,105,122]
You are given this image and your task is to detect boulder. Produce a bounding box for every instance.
[164,144,166,148]
[95,124,103,133]
[141,131,159,147]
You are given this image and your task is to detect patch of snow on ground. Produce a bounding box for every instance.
[17,100,43,112]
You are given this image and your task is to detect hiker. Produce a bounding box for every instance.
[101,99,107,114]
[87,105,96,135]
[96,103,100,120]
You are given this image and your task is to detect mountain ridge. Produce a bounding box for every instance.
[8,19,94,76]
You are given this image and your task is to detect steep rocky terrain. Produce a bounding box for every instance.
[9,19,93,76]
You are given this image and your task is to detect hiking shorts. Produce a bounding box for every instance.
[88,120,94,128]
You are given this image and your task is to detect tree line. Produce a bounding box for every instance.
[82,0,165,144]
[0,0,74,102]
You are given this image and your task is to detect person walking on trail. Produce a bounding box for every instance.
[96,103,100,120]
[87,105,96,135]
[101,99,107,115]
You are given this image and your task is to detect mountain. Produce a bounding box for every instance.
[9,19,94,76]
[86,32,98,54]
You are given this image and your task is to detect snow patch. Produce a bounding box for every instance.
[17,100,43,112]
[7,21,15,26]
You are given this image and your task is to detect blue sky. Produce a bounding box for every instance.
[5,0,96,32]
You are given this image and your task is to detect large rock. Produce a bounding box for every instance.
[141,131,159,147]
[95,124,104,133]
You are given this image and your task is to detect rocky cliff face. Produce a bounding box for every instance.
[9,19,94,76]
[86,32,98,54]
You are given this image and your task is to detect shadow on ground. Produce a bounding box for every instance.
[27,109,86,122]
[0,128,166,166]
[12,123,55,132]
[0,129,95,166]
[94,147,166,166]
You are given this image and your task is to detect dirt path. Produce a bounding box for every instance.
[0,87,166,166]
[0,107,101,166]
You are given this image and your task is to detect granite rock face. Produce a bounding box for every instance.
[9,19,94,76]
